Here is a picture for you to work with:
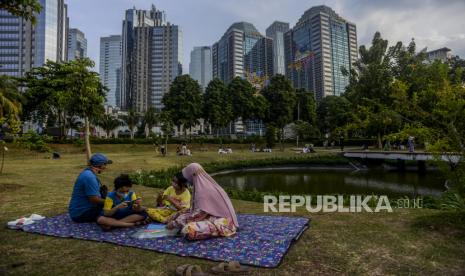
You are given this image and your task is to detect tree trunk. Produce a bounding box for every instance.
[130,128,134,139]
[85,117,92,162]
[57,112,62,139]
[165,135,168,155]
[0,148,5,174]
[281,127,285,151]
[378,132,382,149]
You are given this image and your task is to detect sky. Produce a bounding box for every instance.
[66,0,465,73]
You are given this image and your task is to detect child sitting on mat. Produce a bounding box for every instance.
[146,172,191,223]
[97,174,147,230]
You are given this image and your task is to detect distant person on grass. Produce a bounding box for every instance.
[97,174,148,230]
[68,153,112,223]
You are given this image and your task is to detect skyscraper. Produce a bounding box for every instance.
[212,22,273,84]
[67,28,87,60]
[0,0,68,77]
[266,21,289,75]
[284,5,357,102]
[212,22,272,136]
[99,35,122,107]
[189,46,212,89]
[120,5,183,112]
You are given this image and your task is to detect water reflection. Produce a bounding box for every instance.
[214,169,445,197]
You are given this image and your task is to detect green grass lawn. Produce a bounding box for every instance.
[0,144,464,275]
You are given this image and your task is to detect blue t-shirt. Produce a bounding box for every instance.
[68,168,101,218]
[102,191,136,219]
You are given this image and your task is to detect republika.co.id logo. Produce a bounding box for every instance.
[263,195,397,213]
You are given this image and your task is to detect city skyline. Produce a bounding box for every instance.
[66,0,465,73]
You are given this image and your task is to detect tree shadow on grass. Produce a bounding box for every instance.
[411,211,465,240]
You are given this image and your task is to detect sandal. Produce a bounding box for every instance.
[211,261,250,275]
[176,264,210,276]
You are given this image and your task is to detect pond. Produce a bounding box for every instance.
[213,168,445,197]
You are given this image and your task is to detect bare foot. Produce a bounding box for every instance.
[166,222,175,229]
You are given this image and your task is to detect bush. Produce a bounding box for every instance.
[73,139,84,147]
[16,130,51,152]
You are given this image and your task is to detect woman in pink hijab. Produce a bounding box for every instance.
[166,163,238,240]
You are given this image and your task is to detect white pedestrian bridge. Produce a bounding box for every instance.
[344,151,462,164]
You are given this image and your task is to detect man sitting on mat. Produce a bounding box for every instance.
[68,153,112,223]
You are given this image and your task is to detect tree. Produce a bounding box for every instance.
[294,88,317,125]
[0,75,22,120]
[0,75,23,134]
[346,99,402,148]
[448,56,465,85]
[121,109,139,139]
[316,95,351,136]
[227,77,267,133]
[97,114,122,138]
[0,0,42,24]
[144,107,158,138]
[22,61,74,138]
[345,32,399,105]
[158,111,174,154]
[261,74,296,149]
[347,31,465,208]
[203,78,233,136]
[292,120,320,147]
[265,124,277,148]
[61,58,106,161]
[162,75,202,137]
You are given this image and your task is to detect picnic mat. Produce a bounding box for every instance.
[21,213,310,268]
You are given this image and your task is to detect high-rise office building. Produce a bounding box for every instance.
[189,46,212,89]
[266,21,289,75]
[212,22,273,84]
[121,5,182,112]
[99,35,122,107]
[212,22,272,136]
[284,5,357,102]
[0,0,68,77]
[67,28,87,60]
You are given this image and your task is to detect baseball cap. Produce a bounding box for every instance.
[89,153,113,166]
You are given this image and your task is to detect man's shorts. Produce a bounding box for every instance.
[71,207,102,223]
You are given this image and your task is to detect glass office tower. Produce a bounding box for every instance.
[120,5,182,112]
[0,0,68,77]
[100,35,122,107]
[284,5,357,102]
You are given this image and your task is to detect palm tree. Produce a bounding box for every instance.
[0,75,22,120]
[121,109,139,139]
[97,114,122,138]
[144,107,158,138]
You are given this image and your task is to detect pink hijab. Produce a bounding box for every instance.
[182,163,239,228]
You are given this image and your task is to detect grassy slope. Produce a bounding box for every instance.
[0,144,464,275]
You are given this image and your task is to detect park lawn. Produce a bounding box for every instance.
[0,144,464,275]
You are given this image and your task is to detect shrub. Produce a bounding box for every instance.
[15,130,51,152]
